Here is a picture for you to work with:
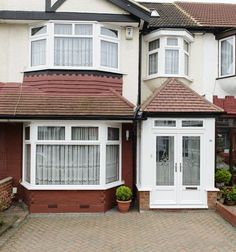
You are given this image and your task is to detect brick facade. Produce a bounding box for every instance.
[207,191,218,209]
[138,191,150,211]
[0,177,13,208]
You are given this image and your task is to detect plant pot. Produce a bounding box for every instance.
[117,200,131,213]
[219,198,225,204]
[216,182,225,188]
[224,199,236,206]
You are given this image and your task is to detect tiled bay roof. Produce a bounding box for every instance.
[176,2,236,28]
[0,82,134,119]
[141,78,223,114]
[140,2,198,28]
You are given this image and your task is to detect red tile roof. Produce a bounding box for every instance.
[0,81,134,119]
[141,78,223,113]
[176,2,236,27]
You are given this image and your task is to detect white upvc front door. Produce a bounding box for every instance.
[150,133,206,208]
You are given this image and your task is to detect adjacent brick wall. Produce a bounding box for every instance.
[0,177,13,208]
[138,191,150,211]
[207,191,218,209]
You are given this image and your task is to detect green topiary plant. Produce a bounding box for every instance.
[215,169,232,185]
[116,186,132,201]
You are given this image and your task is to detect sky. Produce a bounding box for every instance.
[136,0,236,3]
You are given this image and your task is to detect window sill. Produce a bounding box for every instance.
[143,74,193,82]
[21,180,124,191]
[216,74,236,80]
[24,66,123,75]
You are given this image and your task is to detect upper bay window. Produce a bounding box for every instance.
[30,22,119,72]
[219,36,235,78]
[145,29,193,79]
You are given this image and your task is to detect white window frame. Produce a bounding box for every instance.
[22,121,123,190]
[147,38,160,76]
[219,36,236,78]
[144,29,194,80]
[28,22,120,73]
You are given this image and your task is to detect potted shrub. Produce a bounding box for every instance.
[215,169,232,188]
[116,186,132,213]
[224,189,236,206]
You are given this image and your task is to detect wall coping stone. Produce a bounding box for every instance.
[0,177,13,185]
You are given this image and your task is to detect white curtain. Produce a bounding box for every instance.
[31,39,46,66]
[149,52,158,75]
[184,53,189,76]
[156,136,174,186]
[165,49,179,74]
[106,145,119,184]
[24,144,31,183]
[54,24,72,35]
[72,127,98,141]
[101,40,118,68]
[54,37,93,66]
[221,38,234,76]
[38,127,65,140]
[182,137,200,186]
[75,24,93,35]
[36,145,100,185]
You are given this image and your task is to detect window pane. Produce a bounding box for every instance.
[167,38,178,46]
[221,37,234,76]
[106,145,119,184]
[182,136,200,186]
[165,49,179,74]
[101,40,118,68]
[25,127,30,140]
[108,128,119,141]
[184,53,189,76]
[24,144,31,183]
[154,120,176,127]
[54,37,93,66]
[149,52,158,75]
[36,145,100,185]
[31,39,46,66]
[72,127,98,140]
[101,27,118,38]
[149,39,159,51]
[75,24,93,35]
[184,40,189,52]
[31,26,47,36]
[38,127,65,140]
[54,24,72,35]
[182,120,203,127]
[156,136,174,186]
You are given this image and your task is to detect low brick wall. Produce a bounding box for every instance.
[216,202,236,227]
[0,177,13,208]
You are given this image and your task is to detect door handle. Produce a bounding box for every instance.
[180,163,182,172]
[175,163,177,172]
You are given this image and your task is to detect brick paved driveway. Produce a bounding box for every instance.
[0,210,236,252]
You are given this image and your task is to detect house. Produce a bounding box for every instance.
[0,0,235,213]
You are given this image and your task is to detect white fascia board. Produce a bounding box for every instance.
[144,28,194,43]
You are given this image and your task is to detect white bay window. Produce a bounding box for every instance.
[145,30,193,79]
[23,123,122,189]
[29,22,120,72]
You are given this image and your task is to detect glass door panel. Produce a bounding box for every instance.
[156,136,174,186]
[182,136,200,186]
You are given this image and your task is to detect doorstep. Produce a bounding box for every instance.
[216,202,236,227]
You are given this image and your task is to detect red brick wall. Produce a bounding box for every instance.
[213,96,236,114]
[0,177,13,208]
[0,123,22,190]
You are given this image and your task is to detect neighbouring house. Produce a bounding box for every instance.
[0,0,235,213]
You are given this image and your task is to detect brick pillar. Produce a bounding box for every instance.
[0,177,13,208]
[207,191,218,209]
[138,191,150,211]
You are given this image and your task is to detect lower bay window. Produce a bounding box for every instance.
[23,123,122,189]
